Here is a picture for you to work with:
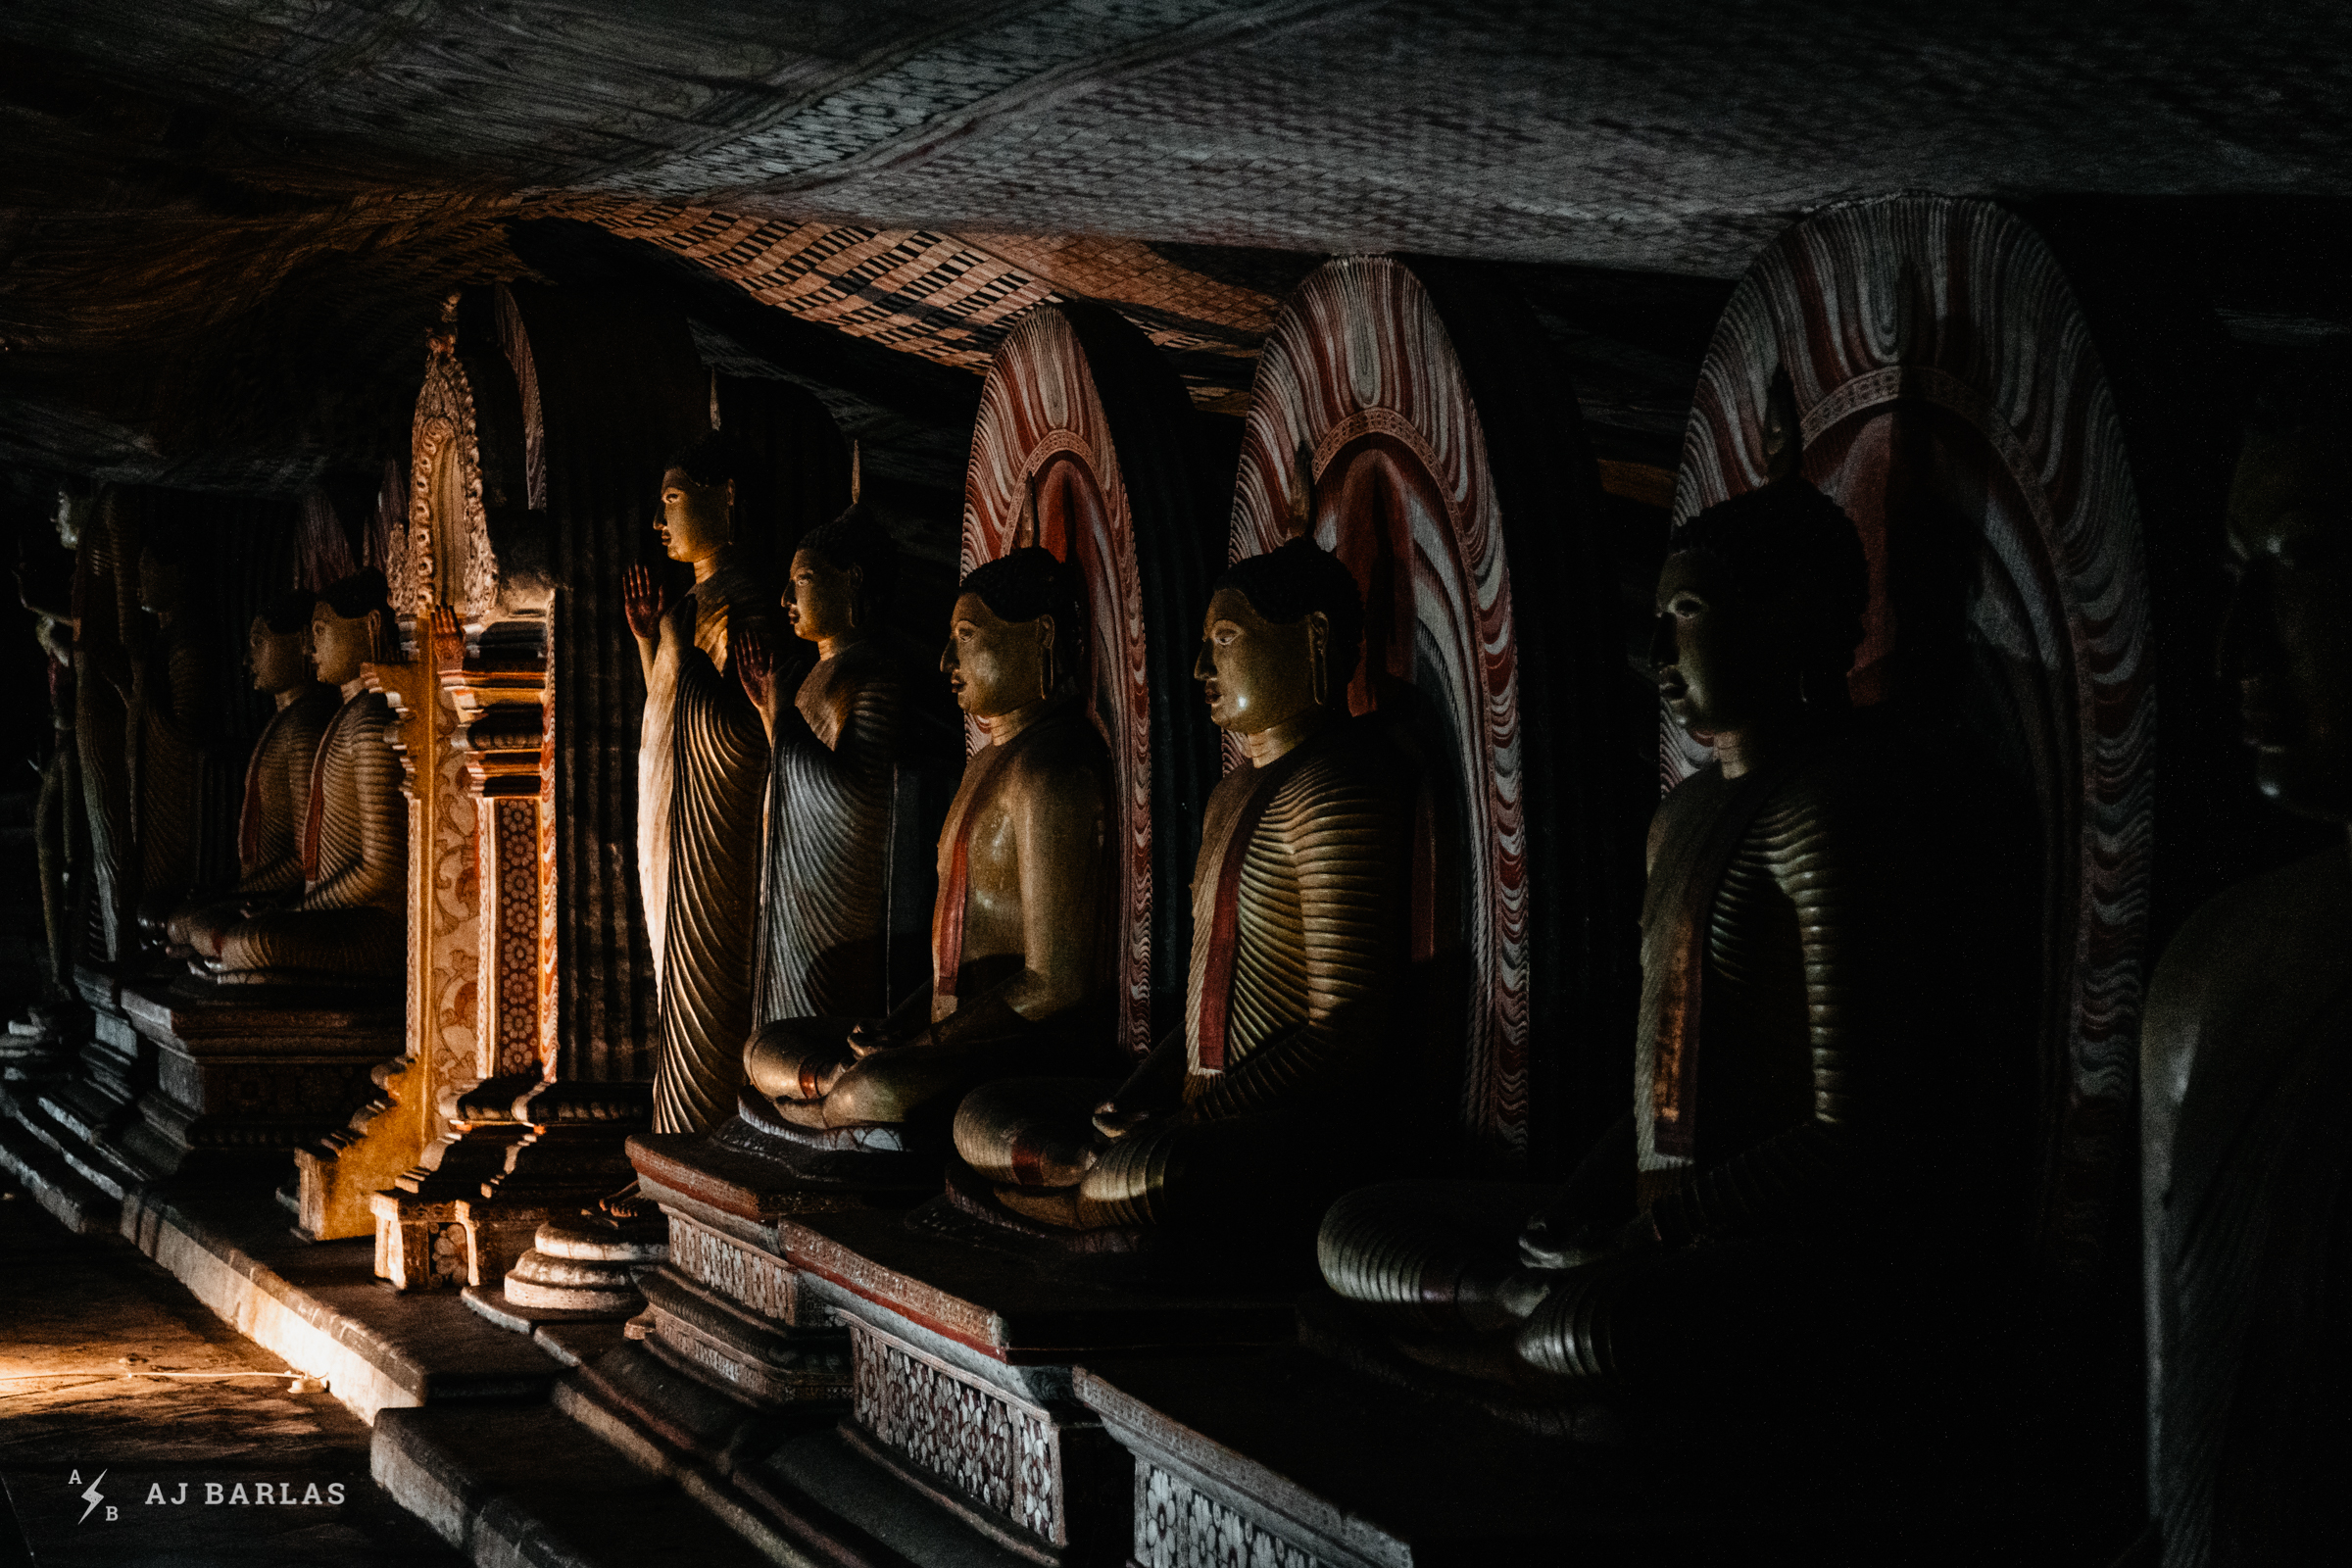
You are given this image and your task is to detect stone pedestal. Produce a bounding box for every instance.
[460,1206,668,1333]
[1071,1350,1678,1568]
[609,1103,938,1412]
[369,1076,653,1292]
[764,1202,1299,1566]
[104,977,401,1185]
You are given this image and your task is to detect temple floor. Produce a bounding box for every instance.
[0,1173,461,1566]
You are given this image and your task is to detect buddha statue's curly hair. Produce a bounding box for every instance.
[1212,536,1366,694]
[797,503,900,623]
[959,547,1089,694]
[1670,480,1869,704]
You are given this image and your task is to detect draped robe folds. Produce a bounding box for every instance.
[170,686,336,957]
[132,623,213,929]
[749,697,1114,1131]
[214,689,405,979]
[960,715,1411,1233]
[641,562,771,1136]
[1319,729,1981,1386]
[2145,847,2352,1568]
[756,637,933,1023]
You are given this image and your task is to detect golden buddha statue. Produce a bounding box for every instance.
[743,546,1114,1143]
[2141,368,2352,1567]
[168,591,336,962]
[1318,480,1968,1398]
[952,538,1411,1246]
[208,571,406,985]
[626,435,774,1136]
[733,503,950,1024]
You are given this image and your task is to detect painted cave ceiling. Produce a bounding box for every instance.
[2,0,2350,506]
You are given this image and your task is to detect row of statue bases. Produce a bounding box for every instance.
[25,203,2279,1558]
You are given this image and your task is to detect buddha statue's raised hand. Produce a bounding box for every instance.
[622,563,663,642]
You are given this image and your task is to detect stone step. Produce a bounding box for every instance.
[373,1402,782,1568]
[119,1184,573,1423]
[0,1109,116,1234]
[559,1340,1041,1567]
[16,1087,144,1200]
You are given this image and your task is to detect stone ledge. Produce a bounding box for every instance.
[556,1343,1041,1568]
[0,1106,116,1234]
[119,1184,568,1423]
[372,1403,781,1568]
[781,1202,1297,1364]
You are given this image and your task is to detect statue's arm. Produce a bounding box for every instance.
[1643,782,1875,1248]
[157,632,213,748]
[958,748,1105,1032]
[1097,1027,1189,1126]
[297,704,404,912]
[237,710,331,896]
[1184,764,1403,1122]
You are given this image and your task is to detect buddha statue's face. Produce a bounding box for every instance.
[2222,433,2352,822]
[785,548,861,646]
[311,604,375,686]
[1651,549,1795,738]
[657,466,733,564]
[248,616,312,694]
[1195,587,1324,736]
[942,591,1051,721]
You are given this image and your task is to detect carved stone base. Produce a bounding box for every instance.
[366,1077,653,1291]
[369,1190,468,1291]
[294,1052,434,1242]
[103,978,401,1185]
[498,1209,667,1315]
[771,1202,1299,1564]
[1075,1352,1689,1568]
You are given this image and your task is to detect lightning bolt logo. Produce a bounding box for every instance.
[78,1469,107,1524]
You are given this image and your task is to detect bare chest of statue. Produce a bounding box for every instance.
[935,744,1025,1019]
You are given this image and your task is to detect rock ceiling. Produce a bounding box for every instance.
[2,0,2349,497]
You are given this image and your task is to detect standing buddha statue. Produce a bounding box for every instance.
[21,492,82,1005]
[1318,480,1974,1398]
[2141,367,2352,1568]
[208,570,406,985]
[953,538,1412,1250]
[744,547,1114,1143]
[129,533,214,946]
[733,502,951,1026]
[168,591,336,962]
[626,435,774,1136]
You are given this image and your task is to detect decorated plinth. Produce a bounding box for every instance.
[102,976,402,1186]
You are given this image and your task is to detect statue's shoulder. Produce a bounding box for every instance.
[1002,704,1111,789]
[1280,716,1409,812]
[2150,847,2352,1039]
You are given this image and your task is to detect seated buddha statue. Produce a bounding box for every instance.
[1318,480,1984,1402]
[743,546,1114,1143]
[953,538,1412,1249]
[207,570,406,985]
[2141,368,2352,1567]
[168,591,337,962]
[734,503,953,1024]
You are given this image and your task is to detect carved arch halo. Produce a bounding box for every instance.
[394,329,500,630]
[1670,194,2155,1271]
[962,303,1211,1059]
[1233,255,1531,1167]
